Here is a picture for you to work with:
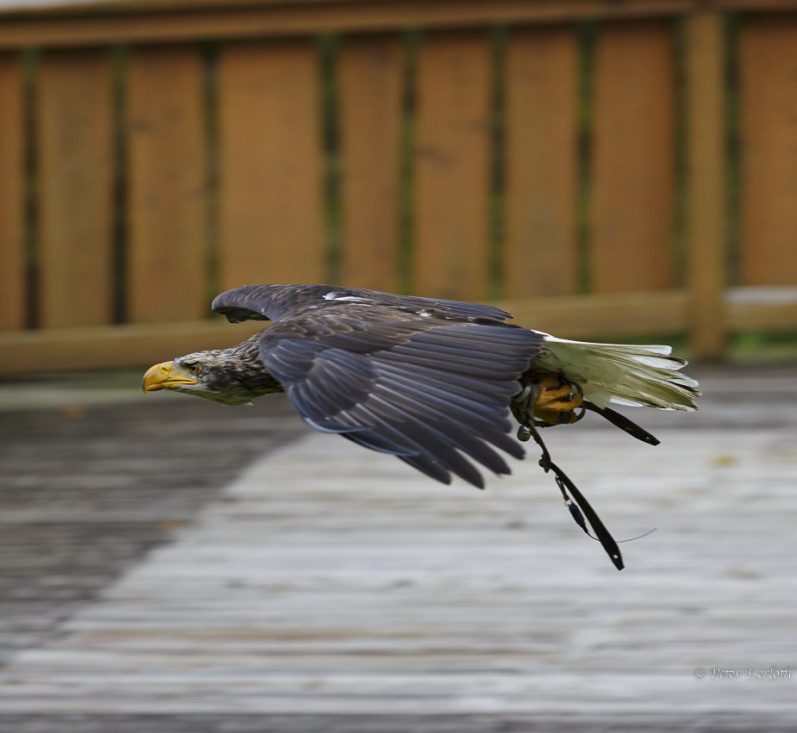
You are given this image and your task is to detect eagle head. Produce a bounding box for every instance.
[142,348,277,406]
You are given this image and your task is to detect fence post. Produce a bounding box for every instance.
[686,10,726,359]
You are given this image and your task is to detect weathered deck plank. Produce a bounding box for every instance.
[0,367,795,731]
[0,391,304,671]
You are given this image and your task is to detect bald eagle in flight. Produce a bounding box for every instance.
[143,284,699,569]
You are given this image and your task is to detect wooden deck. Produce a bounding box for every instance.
[0,365,795,731]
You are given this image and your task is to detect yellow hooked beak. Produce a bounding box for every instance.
[142,361,198,392]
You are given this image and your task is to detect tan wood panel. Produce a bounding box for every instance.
[0,290,693,373]
[727,287,797,331]
[505,27,578,298]
[338,36,403,292]
[740,19,797,286]
[686,11,725,358]
[0,0,702,19]
[497,289,689,337]
[218,41,324,289]
[38,50,113,328]
[590,21,675,293]
[0,319,263,374]
[0,1,703,50]
[10,286,797,372]
[0,54,25,330]
[413,31,491,299]
[127,46,207,322]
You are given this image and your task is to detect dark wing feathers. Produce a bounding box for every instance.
[259,305,542,488]
[213,284,542,486]
[212,283,514,323]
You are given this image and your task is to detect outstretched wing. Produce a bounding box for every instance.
[212,283,514,324]
[259,304,543,488]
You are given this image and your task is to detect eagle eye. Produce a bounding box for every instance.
[184,361,203,375]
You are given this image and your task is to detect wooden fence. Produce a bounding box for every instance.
[1,0,796,374]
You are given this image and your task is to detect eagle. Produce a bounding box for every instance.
[143,284,699,569]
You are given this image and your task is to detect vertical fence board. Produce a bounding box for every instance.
[505,27,578,298]
[591,22,674,293]
[127,47,207,323]
[687,12,725,358]
[0,54,25,330]
[413,31,491,300]
[740,19,797,287]
[219,41,324,289]
[38,50,113,328]
[338,36,403,292]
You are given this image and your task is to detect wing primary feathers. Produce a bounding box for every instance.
[397,453,454,485]
[373,384,513,476]
[358,415,486,488]
[372,379,522,465]
[361,393,489,487]
[371,365,525,461]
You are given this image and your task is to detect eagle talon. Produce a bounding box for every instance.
[534,377,573,408]
[512,375,586,429]
[529,375,584,426]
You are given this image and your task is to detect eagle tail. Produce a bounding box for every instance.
[541,337,700,412]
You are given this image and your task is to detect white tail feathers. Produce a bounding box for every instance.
[538,337,700,411]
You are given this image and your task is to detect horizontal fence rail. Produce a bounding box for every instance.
[1,0,797,375]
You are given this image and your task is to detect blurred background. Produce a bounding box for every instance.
[0,1,796,731]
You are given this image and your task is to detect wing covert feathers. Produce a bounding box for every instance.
[212,284,514,323]
[260,308,543,488]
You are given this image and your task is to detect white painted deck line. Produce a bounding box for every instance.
[0,426,795,716]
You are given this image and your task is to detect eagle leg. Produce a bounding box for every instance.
[523,421,624,572]
[511,383,538,439]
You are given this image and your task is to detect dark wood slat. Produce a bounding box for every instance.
[0,53,25,330]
